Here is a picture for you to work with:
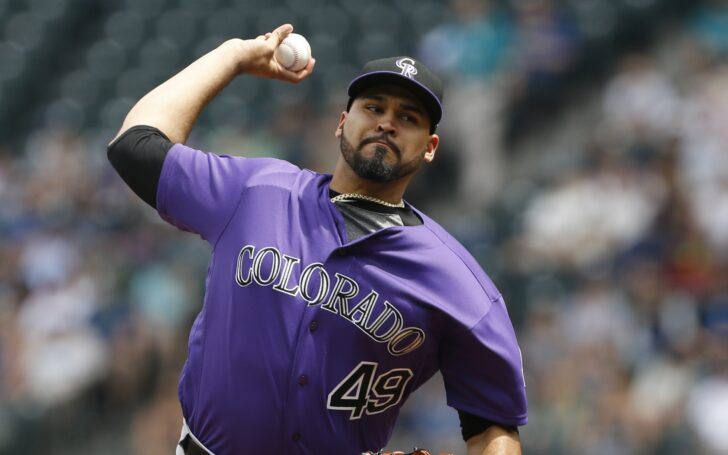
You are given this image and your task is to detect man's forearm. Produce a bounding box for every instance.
[111,39,245,145]
[466,425,522,455]
[110,24,314,146]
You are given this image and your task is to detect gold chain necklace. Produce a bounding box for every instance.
[330,193,405,208]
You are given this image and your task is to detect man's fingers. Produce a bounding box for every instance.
[281,57,315,83]
[268,23,293,48]
[300,57,316,77]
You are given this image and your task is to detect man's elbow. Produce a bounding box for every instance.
[466,425,521,455]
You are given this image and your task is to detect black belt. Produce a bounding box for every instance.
[180,434,210,455]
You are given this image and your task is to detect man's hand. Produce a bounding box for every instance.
[228,24,315,82]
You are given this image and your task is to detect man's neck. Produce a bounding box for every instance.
[329,158,409,205]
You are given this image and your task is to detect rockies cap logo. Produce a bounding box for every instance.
[396,57,418,79]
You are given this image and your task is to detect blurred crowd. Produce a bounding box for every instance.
[1,0,728,454]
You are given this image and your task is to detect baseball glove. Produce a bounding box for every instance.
[362,449,453,455]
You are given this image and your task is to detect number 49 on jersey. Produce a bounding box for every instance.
[327,361,414,420]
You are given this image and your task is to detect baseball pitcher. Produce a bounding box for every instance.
[107,24,527,454]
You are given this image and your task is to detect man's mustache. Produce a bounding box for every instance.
[359,134,401,158]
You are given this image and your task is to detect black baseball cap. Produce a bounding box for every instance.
[347,56,444,131]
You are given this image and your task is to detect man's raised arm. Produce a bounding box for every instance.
[110,23,315,145]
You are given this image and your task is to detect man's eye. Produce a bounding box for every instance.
[366,105,382,112]
[401,114,418,124]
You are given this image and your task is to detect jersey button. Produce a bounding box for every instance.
[298,374,308,385]
[292,432,301,442]
[309,321,318,332]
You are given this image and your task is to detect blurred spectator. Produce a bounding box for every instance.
[504,0,581,145]
[511,0,580,85]
[417,0,514,81]
[684,354,728,453]
[519,149,667,268]
[601,54,680,143]
[129,372,186,455]
[678,64,728,256]
[416,0,516,210]
[687,0,728,58]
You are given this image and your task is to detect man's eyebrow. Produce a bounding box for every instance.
[399,102,425,116]
[362,94,425,116]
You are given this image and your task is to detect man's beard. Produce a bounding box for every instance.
[340,133,424,183]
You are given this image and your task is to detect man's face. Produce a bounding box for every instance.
[335,84,439,183]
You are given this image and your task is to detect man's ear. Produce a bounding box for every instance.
[423,134,439,163]
[334,111,347,138]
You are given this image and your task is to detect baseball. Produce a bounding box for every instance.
[274,33,311,72]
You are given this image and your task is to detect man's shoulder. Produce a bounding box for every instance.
[240,156,313,186]
[413,211,503,308]
[415,212,485,271]
[168,144,322,188]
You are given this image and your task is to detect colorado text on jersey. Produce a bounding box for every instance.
[234,244,425,356]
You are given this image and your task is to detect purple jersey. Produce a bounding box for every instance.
[157,144,527,454]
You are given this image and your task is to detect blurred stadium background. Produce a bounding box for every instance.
[1,0,728,453]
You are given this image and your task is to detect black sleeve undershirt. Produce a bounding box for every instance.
[457,410,518,442]
[106,125,173,209]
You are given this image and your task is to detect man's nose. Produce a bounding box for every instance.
[376,117,396,135]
